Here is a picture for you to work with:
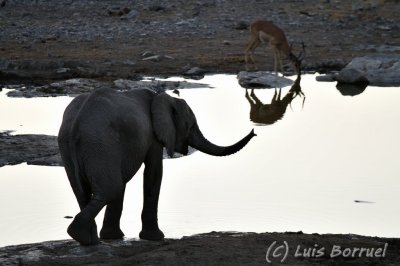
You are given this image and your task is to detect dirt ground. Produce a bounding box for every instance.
[1,0,399,82]
[1,231,400,265]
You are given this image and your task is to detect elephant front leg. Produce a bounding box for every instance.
[139,148,165,241]
[100,185,126,239]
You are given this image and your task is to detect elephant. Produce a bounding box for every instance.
[245,72,304,125]
[58,87,256,245]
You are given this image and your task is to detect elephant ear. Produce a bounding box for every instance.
[151,93,176,157]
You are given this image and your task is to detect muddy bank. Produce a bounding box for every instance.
[0,231,399,265]
[1,0,400,82]
[0,131,61,167]
[4,77,211,97]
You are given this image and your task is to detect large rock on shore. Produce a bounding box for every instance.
[237,71,294,88]
[0,132,61,167]
[336,68,369,85]
[337,55,400,86]
[0,231,399,265]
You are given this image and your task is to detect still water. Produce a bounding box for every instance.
[0,74,399,247]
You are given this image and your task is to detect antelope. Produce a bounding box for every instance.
[245,72,304,125]
[244,20,305,74]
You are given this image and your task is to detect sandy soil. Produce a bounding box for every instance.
[1,0,399,82]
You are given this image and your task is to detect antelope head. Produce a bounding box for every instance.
[289,42,306,74]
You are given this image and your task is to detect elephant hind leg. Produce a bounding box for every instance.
[67,188,101,245]
[59,144,99,244]
[69,160,124,245]
[68,198,104,245]
[100,185,126,240]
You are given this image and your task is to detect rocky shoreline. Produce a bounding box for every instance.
[1,231,399,265]
[0,131,60,167]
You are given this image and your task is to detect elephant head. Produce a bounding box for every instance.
[151,93,256,157]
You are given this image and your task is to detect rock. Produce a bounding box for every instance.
[163,55,175,60]
[237,71,293,88]
[142,55,163,62]
[108,7,131,17]
[339,55,400,85]
[141,51,154,57]
[336,83,368,97]
[336,68,369,85]
[56,67,71,74]
[234,20,248,30]
[183,67,206,80]
[114,79,211,92]
[315,73,336,82]
[5,76,210,98]
[314,59,347,73]
[114,79,172,93]
[122,60,136,66]
[0,132,62,167]
[0,231,399,265]
[148,5,166,12]
[122,10,139,20]
[375,45,400,53]
[6,78,110,97]
[377,25,392,31]
[113,79,143,90]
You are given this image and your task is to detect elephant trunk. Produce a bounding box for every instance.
[189,125,256,156]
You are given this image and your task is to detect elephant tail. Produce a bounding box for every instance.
[58,93,92,205]
[69,140,85,195]
[59,133,86,201]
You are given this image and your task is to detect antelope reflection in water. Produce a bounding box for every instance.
[245,74,304,125]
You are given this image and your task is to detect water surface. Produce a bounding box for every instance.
[0,74,399,247]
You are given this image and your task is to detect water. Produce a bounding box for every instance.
[1,74,399,247]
